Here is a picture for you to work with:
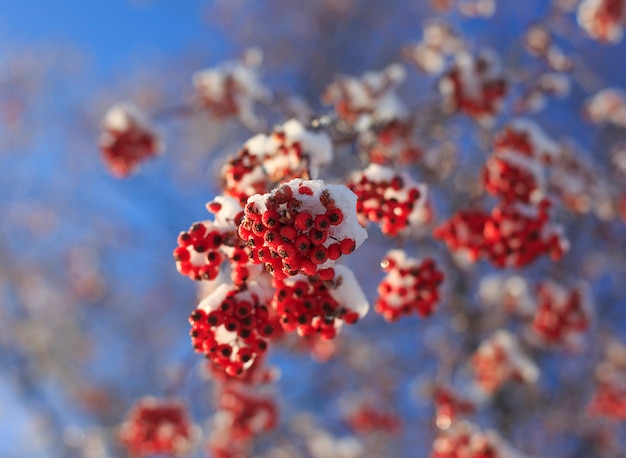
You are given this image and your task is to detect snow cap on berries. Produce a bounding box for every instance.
[223,120,334,204]
[244,119,333,179]
[471,330,539,393]
[193,48,271,128]
[438,49,507,124]
[322,64,409,127]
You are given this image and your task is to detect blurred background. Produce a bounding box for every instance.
[1,1,626,457]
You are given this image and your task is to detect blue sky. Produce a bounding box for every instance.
[0,0,215,72]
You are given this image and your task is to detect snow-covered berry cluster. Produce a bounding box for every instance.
[375,249,444,321]
[358,120,422,166]
[118,397,197,457]
[531,281,592,347]
[177,176,369,377]
[271,265,367,339]
[433,208,490,262]
[587,340,626,420]
[222,119,332,205]
[438,50,507,124]
[436,121,568,268]
[193,48,270,128]
[432,421,527,458]
[483,153,544,204]
[492,120,560,164]
[483,119,560,205]
[483,200,569,268]
[471,330,539,394]
[173,196,246,282]
[240,178,367,280]
[322,64,408,127]
[189,280,277,377]
[99,103,162,178]
[577,0,626,44]
[348,164,428,237]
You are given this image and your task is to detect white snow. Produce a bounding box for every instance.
[329,265,370,319]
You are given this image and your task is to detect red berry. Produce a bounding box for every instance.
[294,212,314,230]
[207,201,222,213]
[339,238,356,254]
[318,267,335,281]
[295,234,311,253]
[326,207,344,225]
[262,209,280,228]
[279,225,298,241]
[314,214,331,231]
[312,246,329,264]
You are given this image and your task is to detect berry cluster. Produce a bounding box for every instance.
[272,276,356,339]
[483,119,561,204]
[189,281,277,377]
[432,421,524,458]
[437,120,569,267]
[531,281,591,347]
[482,154,543,204]
[483,200,569,268]
[348,164,428,237]
[239,178,367,280]
[174,222,228,281]
[470,330,539,394]
[222,119,332,205]
[433,209,491,262]
[173,196,245,282]
[577,0,625,44]
[438,50,507,124]
[344,402,402,435]
[322,64,408,127]
[99,103,162,178]
[358,120,422,166]
[492,120,560,163]
[193,48,270,127]
[118,397,197,457]
[588,341,626,421]
[177,179,369,377]
[375,249,444,321]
